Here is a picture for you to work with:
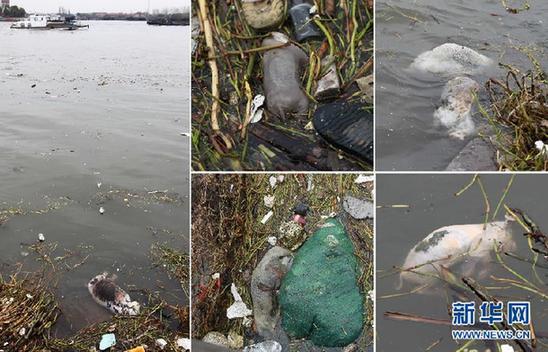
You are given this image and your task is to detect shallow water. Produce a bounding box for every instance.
[377,174,548,351]
[0,21,189,336]
[375,0,548,170]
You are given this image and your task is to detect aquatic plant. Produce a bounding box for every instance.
[151,243,190,296]
[477,53,547,171]
[46,297,185,351]
[0,273,59,351]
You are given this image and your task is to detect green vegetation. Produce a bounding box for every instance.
[477,51,547,171]
[0,5,26,18]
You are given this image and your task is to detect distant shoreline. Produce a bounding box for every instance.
[0,14,190,26]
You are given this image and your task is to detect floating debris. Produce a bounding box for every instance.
[0,274,59,351]
[151,244,189,295]
[279,219,364,347]
[99,333,116,350]
[156,338,168,350]
[269,176,278,189]
[226,283,252,319]
[261,211,274,225]
[263,195,275,208]
[343,195,374,220]
[354,174,374,184]
[38,233,46,242]
[176,337,191,350]
[243,341,282,352]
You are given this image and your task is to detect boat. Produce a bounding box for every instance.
[10,14,89,29]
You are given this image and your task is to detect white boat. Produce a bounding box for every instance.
[10,14,51,29]
[10,14,89,30]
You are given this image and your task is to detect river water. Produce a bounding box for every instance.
[377,174,548,351]
[0,21,189,336]
[376,0,548,170]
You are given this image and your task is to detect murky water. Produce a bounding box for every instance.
[0,21,189,336]
[377,174,548,351]
[375,0,548,170]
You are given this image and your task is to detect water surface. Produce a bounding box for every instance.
[0,21,189,336]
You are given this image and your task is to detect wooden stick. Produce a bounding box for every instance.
[198,0,220,132]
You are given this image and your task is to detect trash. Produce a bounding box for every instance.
[535,140,547,156]
[315,56,340,100]
[354,174,374,184]
[18,327,25,336]
[226,283,252,319]
[279,220,306,250]
[97,182,102,188]
[99,207,105,214]
[202,331,230,347]
[264,195,275,208]
[99,333,116,351]
[38,233,45,242]
[276,175,285,183]
[126,346,145,352]
[269,176,277,189]
[250,94,266,124]
[176,338,191,350]
[501,345,515,352]
[356,75,374,104]
[251,247,293,340]
[241,0,286,30]
[293,203,309,217]
[293,214,306,227]
[260,211,274,225]
[313,100,374,165]
[289,0,322,42]
[211,273,220,280]
[155,338,168,350]
[263,33,309,118]
[306,175,314,191]
[342,195,374,220]
[227,331,244,349]
[279,219,364,347]
[243,341,282,352]
[267,236,277,246]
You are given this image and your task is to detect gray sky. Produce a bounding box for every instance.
[12,0,190,13]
